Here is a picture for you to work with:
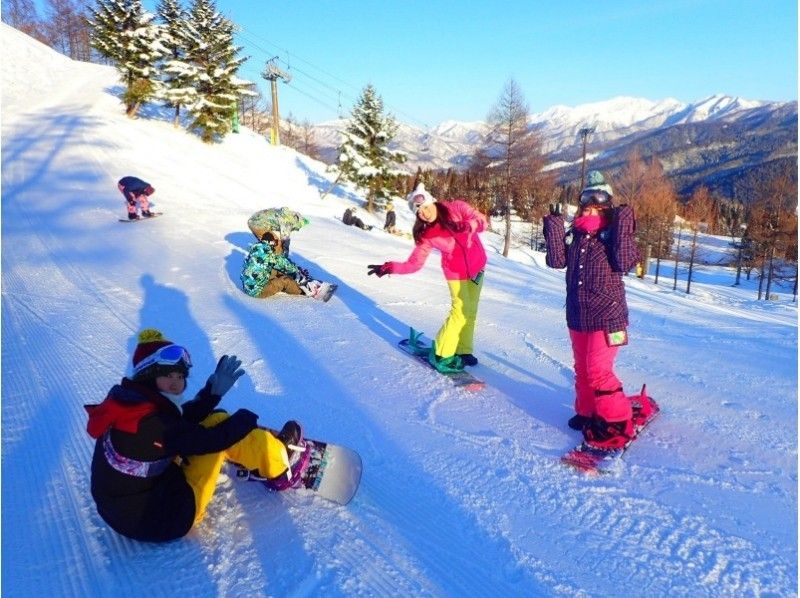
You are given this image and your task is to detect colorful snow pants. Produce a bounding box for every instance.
[434,272,484,358]
[182,412,288,524]
[569,329,632,423]
[258,271,303,298]
[119,183,150,216]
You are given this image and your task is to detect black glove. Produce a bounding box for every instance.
[367,263,391,277]
[206,355,245,398]
[548,203,561,216]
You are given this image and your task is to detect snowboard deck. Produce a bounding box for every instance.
[119,212,163,223]
[561,388,660,475]
[397,329,485,391]
[237,437,362,505]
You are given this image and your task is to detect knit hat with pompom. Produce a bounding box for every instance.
[132,329,191,381]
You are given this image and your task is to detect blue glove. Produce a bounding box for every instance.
[207,355,245,398]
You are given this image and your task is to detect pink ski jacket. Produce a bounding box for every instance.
[388,200,488,281]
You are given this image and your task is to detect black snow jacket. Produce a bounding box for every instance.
[85,378,257,542]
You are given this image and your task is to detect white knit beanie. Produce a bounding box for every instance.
[407,183,436,213]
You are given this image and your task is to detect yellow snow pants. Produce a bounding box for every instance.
[182,411,288,524]
[434,272,484,358]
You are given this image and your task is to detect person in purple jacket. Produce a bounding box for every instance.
[367,184,488,373]
[543,171,650,450]
[118,176,155,220]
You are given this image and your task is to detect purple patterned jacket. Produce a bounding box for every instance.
[543,205,639,332]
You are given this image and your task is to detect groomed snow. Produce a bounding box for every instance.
[2,23,797,597]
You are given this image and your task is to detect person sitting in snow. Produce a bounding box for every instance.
[85,329,307,542]
[367,183,488,373]
[118,176,155,220]
[543,170,656,450]
[241,231,337,302]
[342,207,373,230]
[247,207,309,256]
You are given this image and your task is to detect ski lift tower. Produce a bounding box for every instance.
[262,57,292,146]
[577,126,596,191]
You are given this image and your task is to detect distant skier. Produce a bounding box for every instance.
[543,171,655,450]
[342,207,373,230]
[85,329,307,542]
[383,201,398,234]
[118,176,155,220]
[367,183,488,372]
[241,231,337,302]
[247,207,309,256]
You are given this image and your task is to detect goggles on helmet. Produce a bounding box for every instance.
[411,195,428,213]
[579,190,612,207]
[134,344,192,376]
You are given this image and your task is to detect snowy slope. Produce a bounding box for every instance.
[1,24,797,597]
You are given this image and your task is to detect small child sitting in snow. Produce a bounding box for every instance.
[241,232,337,302]
[85,329,306,542]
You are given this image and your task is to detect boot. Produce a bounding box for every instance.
[457,353,478,367]
[141,210,153,218]
[567,414,592,431]
[582,416,634,450]
[276,420,302,450]
[319,283,338,302]
[265,421,309,491]
[128,212,140,220]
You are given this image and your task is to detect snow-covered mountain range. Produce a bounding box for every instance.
[313,94,796,198]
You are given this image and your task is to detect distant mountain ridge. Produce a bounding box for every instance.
[312,95,797,200]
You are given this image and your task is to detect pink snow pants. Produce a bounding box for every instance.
[118,183,150,216]
[569,329,632,423]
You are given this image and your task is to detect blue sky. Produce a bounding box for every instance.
[164,1,796,126]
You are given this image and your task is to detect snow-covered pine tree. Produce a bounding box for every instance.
[87,0,166,116]
[335,84,406,212]
[183,0,254,143]
[156,0,197,128]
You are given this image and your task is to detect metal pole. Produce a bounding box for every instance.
[577,126,595,191]
[270,78,280,146]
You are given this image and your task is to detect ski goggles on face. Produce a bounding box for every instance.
[134,344,192,375]
[579,190,612,207]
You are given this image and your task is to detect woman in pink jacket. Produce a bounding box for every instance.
[368,184,488,373]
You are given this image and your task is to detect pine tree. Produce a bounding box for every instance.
[184,0,253,142]
[156,0,196,127]
[88,0,166,116]
[335,85,406,212]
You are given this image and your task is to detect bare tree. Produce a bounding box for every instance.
[2,0,48,42]
[746,164,798,299]
[682,186,714,294]
[43,0,91,60]
[298,119,320,160]
[484,79,534,257]
[616,149,677,276]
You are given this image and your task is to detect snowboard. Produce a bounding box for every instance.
[236,436,362,505]
[119,212,163,223]
[397,328,485,391]
[561,386,659,475]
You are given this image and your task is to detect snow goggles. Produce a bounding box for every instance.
[134,344,192,376]
[579,190,612,207]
